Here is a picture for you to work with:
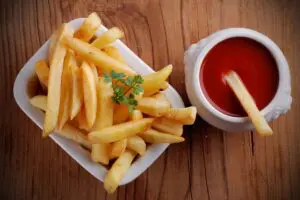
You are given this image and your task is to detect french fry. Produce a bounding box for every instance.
[30,95,47,111]
[74,54,84,66]
[29,95,91,149]
[63,36,136,76]
[75,108,90,131]
[152,117,183,136]
[88,118,154,143]
[90,63,98,81]
[81,62,97,129]
[48,29,59,63]
[164,107,197,125]
[104,150,136,193]
[224,71,273,136]
[110,139,127,159]
[74,12,102,42]
[137,96,171,117]
[127,136,146,155]
[142,65,172,96]
[129,110,143,121]
[135,93,144,101]
[102,46,126,64]
[153,92,169,102]
[35,60,49,88]
[92,27,124,49]
[113,104,129,124]
[44,24,74,136]
[160,81,169,90]
[57,51,75,130]
[91,78,114,164]
[85,57,103,76]
[91,143,110,165]
[58,124,92,150]
[92,78,114,130]
[140,129,185,144]
[70,64,83,119]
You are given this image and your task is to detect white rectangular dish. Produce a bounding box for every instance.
[13,18,185,185]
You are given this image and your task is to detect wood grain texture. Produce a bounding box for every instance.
[1,0,300,199]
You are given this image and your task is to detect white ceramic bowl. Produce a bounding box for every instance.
[184,28,292,132]
[14,18,185,184]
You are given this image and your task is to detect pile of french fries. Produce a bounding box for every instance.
[30,12,197,193]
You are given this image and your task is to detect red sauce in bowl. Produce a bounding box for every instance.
[200,37,279,117]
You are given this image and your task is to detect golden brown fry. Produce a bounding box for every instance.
[90,63,98,81]
[224,71,273,136]
[135,93,144,101]
[74,54,84,66]
[164,107,197,125]
[152,117,183,136]
[75,108,90,131]
[93,78,114,130]
[91,78,114,164]
[110,139,127,159]
[140,129,185,144]
[30,95,47,111]
[113,104,129,124]
[81,62,97,129]
[104,150,136,193]
[57,51,74,130]
[65,50,77,67]
[152,92,169,101]
[58,124,92,150]
[127,136,146,155]
[63,36,135,76]
[35,60,49,88]
[91,143,110,165]
[102,46,126,64]
[44,24,74,136]
[160,81,169,90]
[142,65,172,96]
[129,110,143,121]
[74,12,102,42]
[70,64,83,119]
[48,29,59,63]
[92,27,124,49]
[137,96,171,117]
[29,95,91,149]
[88,118,154,143]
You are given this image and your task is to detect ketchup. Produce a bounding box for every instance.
[200,37,279,117]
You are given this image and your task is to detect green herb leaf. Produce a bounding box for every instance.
[114,86,125,96]
[124,76,134,86]
[132,85,144,95]
[105,71,144,112]
[133,75,144,84]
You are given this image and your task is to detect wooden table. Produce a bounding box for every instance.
[1,0,300,199]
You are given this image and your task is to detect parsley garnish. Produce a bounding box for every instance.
[104,71,144,112]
